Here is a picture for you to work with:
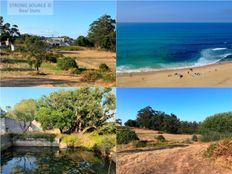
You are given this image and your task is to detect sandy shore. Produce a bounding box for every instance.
[117,62,232,86]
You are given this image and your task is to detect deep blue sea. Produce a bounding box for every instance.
[117,23,232,72]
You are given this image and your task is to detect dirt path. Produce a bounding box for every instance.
[117,143,231,174]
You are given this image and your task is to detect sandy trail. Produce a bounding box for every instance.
[117,143,231,174]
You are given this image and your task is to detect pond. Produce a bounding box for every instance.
[1,146,115,174]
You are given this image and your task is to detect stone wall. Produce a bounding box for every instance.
[0,134,12,151]
[0,118,43,134]
[14,138,59,147]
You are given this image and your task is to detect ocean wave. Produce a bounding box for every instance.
[117,66,156,73]
[212,48,228,51]
[117,47,232,73]
[194,47,232,66]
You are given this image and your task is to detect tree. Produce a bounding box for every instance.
[162,114,180,134]
[88,15,115,51]
[74,35,93,47]
[178,121,199,134]
[0,107,7,118]
[128,106,199,134]
[0,16,20,50]
[116,118,122,126]
[136,106,155,128]
[200,112,232,133]
[25,36,48,72]
[124,119,137,127]
[36,88,115,134]
[7,99,37,132]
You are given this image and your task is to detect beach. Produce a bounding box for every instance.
[117,61,232,86]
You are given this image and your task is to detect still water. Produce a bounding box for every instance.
[1,146,115,174]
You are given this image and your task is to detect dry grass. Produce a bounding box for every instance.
[0,49,116,87]
[211,139,232,169]
[60,49,116,70]
[132,128,192,142]
[117,128,232,174]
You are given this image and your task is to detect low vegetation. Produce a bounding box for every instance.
[0,15,116,86]
[57,57,78,70]
[117,127,139,144]
[155,135,166,142]
[204,138,232,169]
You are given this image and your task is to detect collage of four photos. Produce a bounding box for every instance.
[1,0,232,174]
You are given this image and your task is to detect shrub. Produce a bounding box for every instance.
[57,57,78,70]
[60,134,80,147]
[99,63,110,72]
[117,127,139,144]
[200,112,232,133]
[155,135,166,142]
[135,140,148,148]
[75,36,93,47]
[81,70,115,83]
[81,70,101,82]
[45,53,57,63]
[192,135,198,142]
[93,137,115,157]
[102,72,116,82]
[199,131,232,142]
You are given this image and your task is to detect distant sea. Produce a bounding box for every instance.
[117,23,232,73]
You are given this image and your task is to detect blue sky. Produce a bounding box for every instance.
[0,87,116,110]
[117,88,232,123]
[1,1,116,38]
[117,1,232,22]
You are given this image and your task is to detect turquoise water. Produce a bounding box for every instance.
[1,147,115,174]
[117,23,232,72]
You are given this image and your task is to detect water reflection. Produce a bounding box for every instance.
[1,147,115,174]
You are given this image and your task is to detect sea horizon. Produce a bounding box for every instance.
[117,22,232,73]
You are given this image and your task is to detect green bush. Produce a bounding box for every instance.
[135,140,148,148]
[155,135,166,142]
[200,112,232,133]
[60,134,80,147]
[45,53,57,63]
[117,127,139,144]
[99,63,110,72]
[199,131,232,142]
[93,137,115,156]
[57,57,78,70]
[192,134,198,142]
[81,70,115,83]
[74,36,93,47]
